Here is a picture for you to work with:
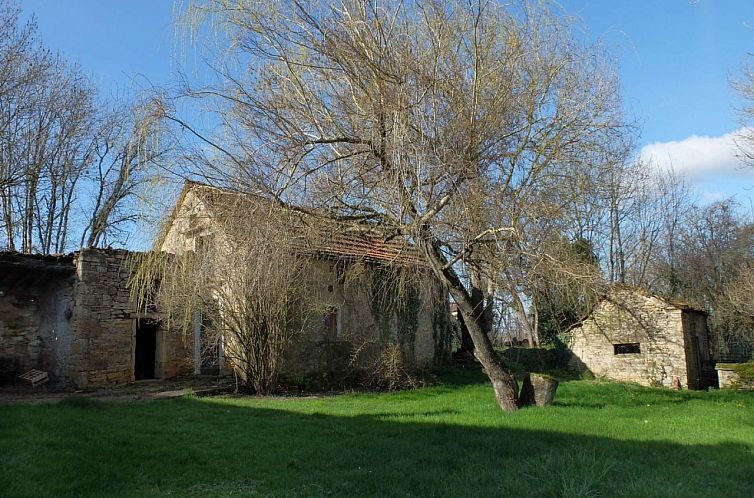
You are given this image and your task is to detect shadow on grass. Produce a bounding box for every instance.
[1,395,752,497]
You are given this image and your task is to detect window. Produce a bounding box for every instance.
[324,307,340,339]
[613,343,641,355]
[194,233,213,254]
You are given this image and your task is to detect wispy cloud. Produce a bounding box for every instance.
[700,190,729,203]
[639,128,754,178]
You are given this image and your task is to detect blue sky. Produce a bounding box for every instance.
[19,0,754,203]
[560,0,754,202]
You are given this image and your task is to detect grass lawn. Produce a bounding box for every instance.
[1,369,753,498]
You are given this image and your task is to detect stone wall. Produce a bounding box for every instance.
[716,362,754,389]
[68,249,134,386]
[68,249,193,388]
[566,291,698,388]
[276,259,449,384]
[0,267,74,383]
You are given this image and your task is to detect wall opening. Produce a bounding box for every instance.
[324,307,340,340]
[613,343,641,355]
[199,314,220,375]
[134,319,158,380]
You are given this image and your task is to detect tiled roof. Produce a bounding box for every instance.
[0,251,75,271]
[311,226,420,266]
[178,181,422,266]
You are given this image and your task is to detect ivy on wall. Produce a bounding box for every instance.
[368,265,420,359]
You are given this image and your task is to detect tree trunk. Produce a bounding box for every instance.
[449,286,520,411]
[456,313,476,355]
[421,240,521,411]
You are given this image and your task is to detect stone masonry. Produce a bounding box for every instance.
[566,288,712,389]
[0,249,193,388]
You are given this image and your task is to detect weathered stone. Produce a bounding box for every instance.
[0,249,194,388]
[565,288,712,390]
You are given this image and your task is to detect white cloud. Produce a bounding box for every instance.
[700,190,729,203]
[639,128,754,178]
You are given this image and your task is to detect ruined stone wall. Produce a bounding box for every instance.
[68,249,192,388]
[68,249,135,386]
[0,274,73,383]
[567,292,691,388]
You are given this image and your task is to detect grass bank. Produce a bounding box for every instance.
[1,369,752,497]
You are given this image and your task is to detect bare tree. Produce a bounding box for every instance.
[0,0,167,253]
[80,98,172,249]
[130,193,316,394]
[734,51,754,164]
[171,0,629,411]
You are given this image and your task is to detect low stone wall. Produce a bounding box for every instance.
[717,363,754,389]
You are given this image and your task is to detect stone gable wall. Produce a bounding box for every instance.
[567,292,692,388]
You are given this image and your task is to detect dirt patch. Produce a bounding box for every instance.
[0,376,233,405]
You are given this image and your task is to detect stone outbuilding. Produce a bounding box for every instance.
[158,182,451,384]
[565,288,713,390]
[0,249,193,388]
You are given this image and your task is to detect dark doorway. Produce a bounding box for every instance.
[134,319,158,380]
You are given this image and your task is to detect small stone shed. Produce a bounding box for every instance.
[565,288,713,389]
[0,249,192,388]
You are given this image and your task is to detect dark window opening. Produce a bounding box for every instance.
[324,307,338,340]
[614,343,641,355]
[135,319,158,379]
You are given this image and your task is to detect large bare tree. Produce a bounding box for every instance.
[174,0,629,411]
[0,0,169,253]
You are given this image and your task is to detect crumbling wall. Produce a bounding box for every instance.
[0,269,73,384]
[567,292,691,388]
[68,249,135,386]
[68,249,192,388]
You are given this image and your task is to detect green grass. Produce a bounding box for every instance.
[1,369,753,497]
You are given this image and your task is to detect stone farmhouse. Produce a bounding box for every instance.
[0,182,451,388]
[565,288,714,390]
[158,182,451,384]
